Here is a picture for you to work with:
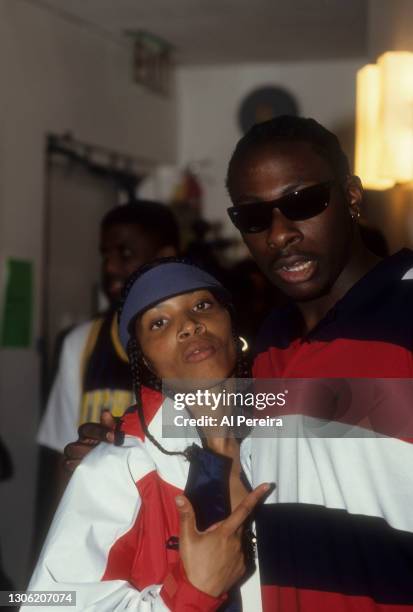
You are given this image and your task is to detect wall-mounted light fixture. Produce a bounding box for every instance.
[355,51,413,190]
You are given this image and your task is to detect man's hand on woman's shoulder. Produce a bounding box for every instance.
[63,410,116,473]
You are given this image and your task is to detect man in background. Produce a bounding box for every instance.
[34,201,179,550]
[38,200,179,454]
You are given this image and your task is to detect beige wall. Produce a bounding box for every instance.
[0,0,178,587]
[369,0,413,58]
[177,58,367,240]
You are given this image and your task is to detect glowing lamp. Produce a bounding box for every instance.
[355,51,413,190]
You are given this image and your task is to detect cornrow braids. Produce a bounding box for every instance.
[226,115,350,199]
[127,334,251,455]
[127,336,187,458]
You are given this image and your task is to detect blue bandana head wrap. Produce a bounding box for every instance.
[118,261,232,351]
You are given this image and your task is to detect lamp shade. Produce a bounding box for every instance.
[379,51,413,183]
[355,63,394,190]
[355,51,413,190]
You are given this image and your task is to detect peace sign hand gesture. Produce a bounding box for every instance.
[176,483,270,597]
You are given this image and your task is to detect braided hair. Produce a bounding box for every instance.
[226,115,350,200]
[118,257,251,456]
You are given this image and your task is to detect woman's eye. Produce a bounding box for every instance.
[193,300,213,312]
[150,318,167,330]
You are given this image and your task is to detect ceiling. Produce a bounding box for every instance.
[29,0,368,65]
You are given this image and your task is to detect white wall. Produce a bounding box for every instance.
[0,0,178,587]
[177,59,367,240]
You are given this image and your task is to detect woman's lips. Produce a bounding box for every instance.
[183,342,217,363]
[273,257,318,284]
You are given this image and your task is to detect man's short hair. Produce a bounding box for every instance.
[101,200,180,252]
[226,115,350,196]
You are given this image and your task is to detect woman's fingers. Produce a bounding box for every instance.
[175,495,198,539]
[177,482,272,542]
[204,522,222,533]
[221,483,272,535]
[175,486,271,597]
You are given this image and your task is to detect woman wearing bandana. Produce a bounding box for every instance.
[25,259,269,612]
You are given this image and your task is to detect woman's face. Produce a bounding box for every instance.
[135,289,237,382]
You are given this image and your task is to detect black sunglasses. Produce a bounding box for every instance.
[227,181,333,234]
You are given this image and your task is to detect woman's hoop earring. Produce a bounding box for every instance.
[239,336,249,352]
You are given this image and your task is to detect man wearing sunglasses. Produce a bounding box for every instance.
[62,116,413,612]
[226,115,413,611]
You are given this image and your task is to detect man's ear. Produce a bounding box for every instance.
[345,175,363,218]
[155,245,178,258]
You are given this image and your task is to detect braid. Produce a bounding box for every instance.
[127,337,187,458]
[226,115,350,198]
